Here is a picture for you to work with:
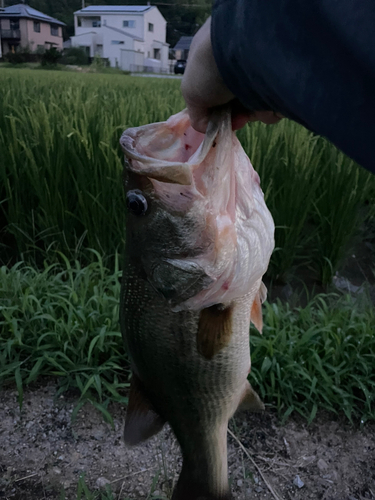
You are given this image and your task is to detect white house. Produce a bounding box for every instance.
[71,5,169,72]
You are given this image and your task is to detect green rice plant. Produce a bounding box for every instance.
[250,292,375,423]
[311,143,375,285]
[0,67,374,282]
[239,121,325,280]
[0,251,129,422]
[239,121,375,284]
[0,69,184,267]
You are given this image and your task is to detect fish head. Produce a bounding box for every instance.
[120,109,274,310]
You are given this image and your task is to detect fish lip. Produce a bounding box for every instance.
[119,109,221,187]
[120,130,193,185]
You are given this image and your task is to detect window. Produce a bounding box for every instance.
[10,19,19,30]
[153,48,160,60]
[92,20,101,27]
[33,21,40,33]
[111,40,125,45]
[95,44,103,56]
[77,17,82,27]
[148,23,154,32]
[50,24,58,36]
[123,20,135,28]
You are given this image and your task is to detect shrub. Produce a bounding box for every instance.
[41,47,62,66]
[5,46,31,64]
[61,47,89,66]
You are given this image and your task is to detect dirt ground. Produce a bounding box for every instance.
[1,381,374,500]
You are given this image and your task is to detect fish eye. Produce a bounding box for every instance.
[126,190,148,216]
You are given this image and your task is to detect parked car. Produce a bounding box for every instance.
[174,59,187,74]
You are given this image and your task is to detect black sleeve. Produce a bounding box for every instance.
[211,0,375,173]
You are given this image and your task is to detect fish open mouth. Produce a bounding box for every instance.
[120,109,231,187]
[120,109,274,310]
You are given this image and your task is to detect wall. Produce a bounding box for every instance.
[102,12,144,40]
[75,12,144,40]
[143,7,166,47]
[0,18,11,29]
[0,17,62,51]
[72,8,167,69]
[71,31,101,57]
[143,7,168,70]
[102,26,135,67]
[120,48,144,71]
[24,19,63,50]
[80,16,101,29]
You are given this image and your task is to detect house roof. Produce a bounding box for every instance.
[74,5,153,14]
[0,4,65,26]
[104,24,143,41]
[173,36,193,50]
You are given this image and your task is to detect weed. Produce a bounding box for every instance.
[1,257,374,423]
[0,252,129,423]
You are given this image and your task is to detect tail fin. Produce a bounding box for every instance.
[172,473,232,500]
[171,424,232,500]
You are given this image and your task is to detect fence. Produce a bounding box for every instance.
[129,64,171,74]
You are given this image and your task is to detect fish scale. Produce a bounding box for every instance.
[119,108,274,499]
[121,263,255,498]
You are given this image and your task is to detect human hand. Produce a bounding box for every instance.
[181,18,283,133]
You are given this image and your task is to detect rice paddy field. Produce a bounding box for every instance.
[0,67,374,427]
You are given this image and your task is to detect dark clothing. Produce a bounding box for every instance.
[211,0,375,172]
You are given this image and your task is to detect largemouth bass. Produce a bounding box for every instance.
[119,109,274,500]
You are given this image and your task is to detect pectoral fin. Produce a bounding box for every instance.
[150,258,213,304]
[237,381,265,412]
[250,282,267,333]
[124,372,165,446]
[197,304,233,360]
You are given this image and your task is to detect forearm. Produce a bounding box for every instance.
[211,0,375,172]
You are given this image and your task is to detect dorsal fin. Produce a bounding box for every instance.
[250,282,267,333]
[237,381,265,412]
[124,372,165,446]
[197,304,233,359]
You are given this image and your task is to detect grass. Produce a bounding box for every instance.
[1,255,374,424]
[0,68,374,284]
[250,291,375,424]
[59,475,118,500]
[57,472,168,500]
[0,252,129,424]
[1,66,373,500]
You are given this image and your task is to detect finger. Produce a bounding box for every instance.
[186,103,210,133]
[231,100,253,131]
[247,111,284,124]
[232,111,253,131]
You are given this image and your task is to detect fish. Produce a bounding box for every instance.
[119,108,275,500]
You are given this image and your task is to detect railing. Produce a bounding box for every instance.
[0,29,21,39]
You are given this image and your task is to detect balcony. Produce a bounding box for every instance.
[1,29,21,39]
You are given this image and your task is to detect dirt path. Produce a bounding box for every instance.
[1,382,374,500]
